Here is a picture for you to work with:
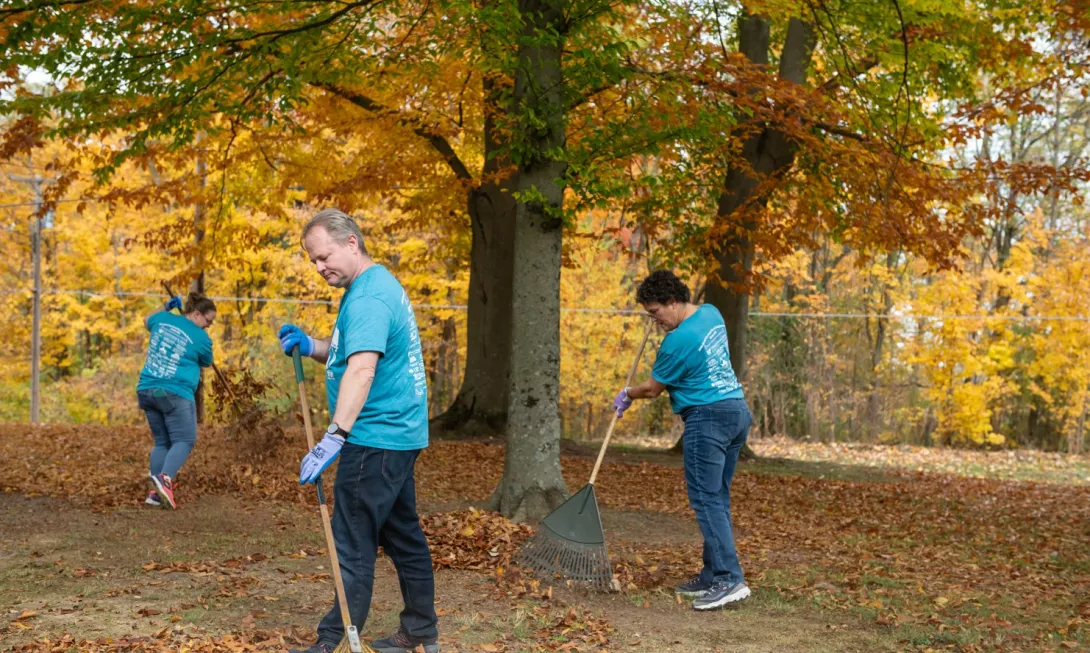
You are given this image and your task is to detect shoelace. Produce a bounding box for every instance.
[391,630,413,647]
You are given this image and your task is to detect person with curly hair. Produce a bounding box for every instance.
[613,269,752,611]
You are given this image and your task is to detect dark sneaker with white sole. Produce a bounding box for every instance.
[692,581,751,610]
[675,575,713,599]
[372,627,440,653]
[287,642,335,653]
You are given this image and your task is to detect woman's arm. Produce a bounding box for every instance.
[144,297,178,329]
[626,377,667,399]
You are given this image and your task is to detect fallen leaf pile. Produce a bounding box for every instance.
[0,423,504,509]
[422,508,534,572]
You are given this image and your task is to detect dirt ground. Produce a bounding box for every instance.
[0,492,898,652]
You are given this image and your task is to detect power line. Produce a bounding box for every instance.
[0,198,88,210]
[0,288,1088,321]
[0,185,444,211]
[744,311,1090,322]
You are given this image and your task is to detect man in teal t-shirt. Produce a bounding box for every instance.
[612,270,753,613]
[278,209,439,653]
[324,265,429,450]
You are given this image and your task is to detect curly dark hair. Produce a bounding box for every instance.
[636,270,691,305]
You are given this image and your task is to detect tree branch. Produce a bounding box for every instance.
[810,120,867,141]
[0,0,96,21]
[818,56,878,92]
[221,1,379,47]
[315,82,473,181]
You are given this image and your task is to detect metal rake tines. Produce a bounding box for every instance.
[517,531,613,591]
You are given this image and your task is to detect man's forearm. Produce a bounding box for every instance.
[309,337,333,364]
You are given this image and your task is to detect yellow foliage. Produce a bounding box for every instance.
[3,130,1088,454]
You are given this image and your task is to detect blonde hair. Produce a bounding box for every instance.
[302,208,368,255]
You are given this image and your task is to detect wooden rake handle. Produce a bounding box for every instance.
[292,347,357,639]
[588,319,653,486]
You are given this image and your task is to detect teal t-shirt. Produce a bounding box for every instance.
[651,304,744,413]
[137,312,214,402]
[325,265,429,450]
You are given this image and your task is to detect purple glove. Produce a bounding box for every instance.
[299,432,344,485]
[612,387,633,417]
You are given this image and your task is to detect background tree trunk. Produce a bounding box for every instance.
[485,0,569,522]
[702,14,816,461]
[322,78,518,438]
[431,76,517,436]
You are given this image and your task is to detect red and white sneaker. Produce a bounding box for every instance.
[150,474,177,510]
[144,490,162,507]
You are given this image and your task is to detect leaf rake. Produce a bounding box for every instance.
[517,321,652,591]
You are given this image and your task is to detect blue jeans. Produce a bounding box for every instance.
[137,389,197,479]
[317,443,438,645]
[680,398,751,586]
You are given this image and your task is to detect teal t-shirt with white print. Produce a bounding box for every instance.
[651,304,744,413]
[137,312,214,402]
[325,265,429,450]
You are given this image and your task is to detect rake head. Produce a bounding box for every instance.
[516,484,613,591]
[331,626,373,653]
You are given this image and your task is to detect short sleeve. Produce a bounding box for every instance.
[342,295,394,357]
[652,350,688,387]
[146,312,166,330]
[197,336,214,368]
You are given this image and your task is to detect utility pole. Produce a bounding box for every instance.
[9,172,54,425]
[192,134,208,423]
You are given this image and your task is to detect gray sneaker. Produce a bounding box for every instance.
[675,574,713,599]
[692,581,751,610]
[372,627,440,653]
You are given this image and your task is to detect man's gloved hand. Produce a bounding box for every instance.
[165,296,183,311]
[279,324,314,357]
[299,432,345,484]
[612,387,633,418]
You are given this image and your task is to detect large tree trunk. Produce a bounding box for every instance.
[485,0,569,522]
[703,15,816,461]
[431,75,517,437]
[321,79,518,438]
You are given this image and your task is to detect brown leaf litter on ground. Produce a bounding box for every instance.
[1,422,1088,650]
